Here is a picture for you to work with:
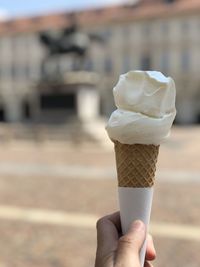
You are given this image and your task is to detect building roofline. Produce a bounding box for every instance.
[0,0,200,35]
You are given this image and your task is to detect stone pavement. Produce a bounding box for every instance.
[0,126,199,267]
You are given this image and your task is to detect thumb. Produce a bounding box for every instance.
[115,220,146,267]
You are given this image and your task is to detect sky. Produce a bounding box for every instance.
[0,0,130,19]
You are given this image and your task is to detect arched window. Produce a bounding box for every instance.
[141,55,151,70]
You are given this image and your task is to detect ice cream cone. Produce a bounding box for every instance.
[114,140,159,266]
[106,70,176,267]
[114,140,160,188]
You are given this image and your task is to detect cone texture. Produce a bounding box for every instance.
[114,141,159,187]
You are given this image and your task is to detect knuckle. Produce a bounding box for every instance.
[118,234,140,253]
[96,217,106,230]
[119,235,134,247]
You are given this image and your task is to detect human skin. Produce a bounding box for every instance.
[95,212,156,267]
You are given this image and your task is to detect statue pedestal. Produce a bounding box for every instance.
[63,71,100,123]
[34,71,101,124]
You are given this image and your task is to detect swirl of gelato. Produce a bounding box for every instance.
[106,70,176,145]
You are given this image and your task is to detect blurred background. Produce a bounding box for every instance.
[0,0,199,266]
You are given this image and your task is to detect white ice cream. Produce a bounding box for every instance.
[106,70,176,145]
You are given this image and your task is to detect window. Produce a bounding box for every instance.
[181,50,190,71]
[122,26,130,38]
[161,22,169,35]
[11,63,30,81]
[0,65,3,80]
[84,58,93,71]
[160,51,169,74]
[141,55,151,70]
[104,57,112,73]
[101,29,112,41]
[122,54,131,73]
[22,65,30,79]
[1,66,11,79]
[11,63,17,79]
[181,20,190,34]
[142,24,151,37]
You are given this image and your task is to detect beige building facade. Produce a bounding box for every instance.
[0,0,199,123]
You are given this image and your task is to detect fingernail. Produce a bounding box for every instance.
[132,220,145,232]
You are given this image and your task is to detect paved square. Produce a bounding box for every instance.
[0,126,199,266]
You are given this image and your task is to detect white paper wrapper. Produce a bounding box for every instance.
[118,187,154,266]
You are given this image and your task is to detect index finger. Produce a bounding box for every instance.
[96,211,121,254]
[103,211,122,233]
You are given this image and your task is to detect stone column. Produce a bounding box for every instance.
[76,86,100,122]
[4,95,22,122]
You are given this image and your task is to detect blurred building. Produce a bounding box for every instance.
[0,0,200,123]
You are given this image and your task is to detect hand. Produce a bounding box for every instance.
[95,212,156,267]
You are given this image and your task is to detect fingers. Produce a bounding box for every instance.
[103,211,122,233]
[115,220,146,267]
[146,234,156,261]
[96,213,156,267]
[96,212,120,255]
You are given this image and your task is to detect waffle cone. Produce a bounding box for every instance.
[114,141,159,187]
